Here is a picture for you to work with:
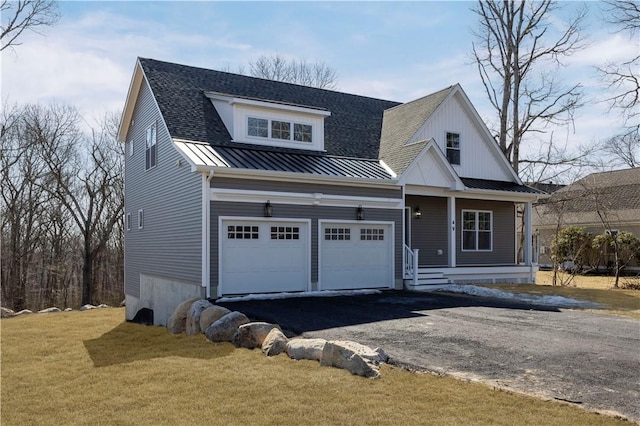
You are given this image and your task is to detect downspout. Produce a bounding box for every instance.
[202,170,214,299]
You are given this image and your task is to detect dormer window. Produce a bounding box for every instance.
[247,116,313,144]
[206,91,329,151]
[446,132,460,165]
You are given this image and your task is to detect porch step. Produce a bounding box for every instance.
[404,271,450,288]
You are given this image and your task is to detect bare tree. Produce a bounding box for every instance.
[471,0,587,175]
[248,53,338,89]
[1,0,59,51]
[599,132,639,168]
[598,0,640,150]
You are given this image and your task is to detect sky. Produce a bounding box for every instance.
[1,1,637,180]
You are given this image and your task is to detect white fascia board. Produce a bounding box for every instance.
[117,60,144,143]
[211,188,403,209]
[208,166,399,189]
[204,92,331,117]
[405,184,539,203]
[379,159,397,178]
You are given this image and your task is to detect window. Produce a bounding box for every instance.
[462,210,492,251]
[360,228,384,241]
[128,140,133,156]
[270,226,300,240]
[294,123,312,142]
[247,117,312,143]
[248,117,268,138]
[126,213,131,231]
[324,228,351,241]
[146,123,157,170]
[271,120,291,140]
[138,209,144,229]
[446,132,460,165]
[227,225,259,239]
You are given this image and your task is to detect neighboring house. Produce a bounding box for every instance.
[533,168,640,269]
[117,58,542,325]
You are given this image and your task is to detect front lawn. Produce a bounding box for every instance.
[1,308,630,425]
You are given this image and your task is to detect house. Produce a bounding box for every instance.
[533,168,640,269]
[117,58,542,325]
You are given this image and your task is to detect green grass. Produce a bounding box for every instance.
[1,308,632,425]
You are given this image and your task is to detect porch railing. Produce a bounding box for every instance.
[403,244,419,286]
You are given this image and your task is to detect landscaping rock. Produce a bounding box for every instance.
[320,340,384,378]
[64,308,73,312]
[232,322,281,349]
[80,304,96,311]
[199,305,231,332]
[15,309,33,316]
[262,328,289,356]
[167,297,200,335]
[286,338,326,361]
[204,311,250,342]
[120,299,126,307]
[38,307,61,313]
[97,304,109,309]
[186,300,213,336]
[1,307,15,318]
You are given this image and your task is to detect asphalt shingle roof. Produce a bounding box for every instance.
[139,58,400,159]
[535,168,640,226]
[379,86,453,174]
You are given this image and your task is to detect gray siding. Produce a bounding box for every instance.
[212,177,402,199]
[456,199,515,265]
[406,195,449,266]
[124,78,202,298]
[210,201,403,288]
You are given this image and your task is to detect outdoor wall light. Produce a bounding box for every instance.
[414,206,422,219]
[356,205,365,220]
[264,200,273,217]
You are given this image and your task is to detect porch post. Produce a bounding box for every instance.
[448,196,456,268]
[523,201,532,266]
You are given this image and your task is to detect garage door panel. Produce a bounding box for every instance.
[320,222,393,290]
[221,220,308,294]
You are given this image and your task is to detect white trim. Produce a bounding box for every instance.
[404,184,540,203]
[145,122,157,171]
[318,219,395,291]
[398,139,465,191]
[202,172,214,296]
[379,159,397,178]
[448,196,456,267]
[126,212,131,231]
[445,131,461,166]
[461,209,493,252]
[210,187,403,209]
[205,92,332,117]
[217,216,312,297]
[137,209,144,229]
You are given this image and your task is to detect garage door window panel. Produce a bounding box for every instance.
[360,228,384,241]
[325,228,351,241]
[271,226,300,240]
[228,225,259,239]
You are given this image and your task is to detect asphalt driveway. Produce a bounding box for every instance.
[218,291,640,422]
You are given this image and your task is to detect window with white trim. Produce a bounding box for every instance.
[462,210,492,251]
[270,226,300,240]
[247,116,313,143]
[126,213,131,231]
[138,209,144,229]
[360,228,384,241]
[446,132,460,165]
[324,228,350,241]
[145,123,157,170]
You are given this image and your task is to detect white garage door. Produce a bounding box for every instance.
[220,220,309,294]
[320,222,394,290]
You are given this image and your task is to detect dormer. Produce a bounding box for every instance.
[205,91,331,151]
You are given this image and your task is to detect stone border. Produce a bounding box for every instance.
[1,304,115,318]
[167,298,388,378]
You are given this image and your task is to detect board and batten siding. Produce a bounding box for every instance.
[456,199,515,265]
[408,92,511,182]
[124,78,202,298]
[211,177,402,199]
[210,201,403,291]
[406,195,449,267]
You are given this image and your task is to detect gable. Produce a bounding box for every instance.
[409,90,517,182]
[399,140,464,190]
